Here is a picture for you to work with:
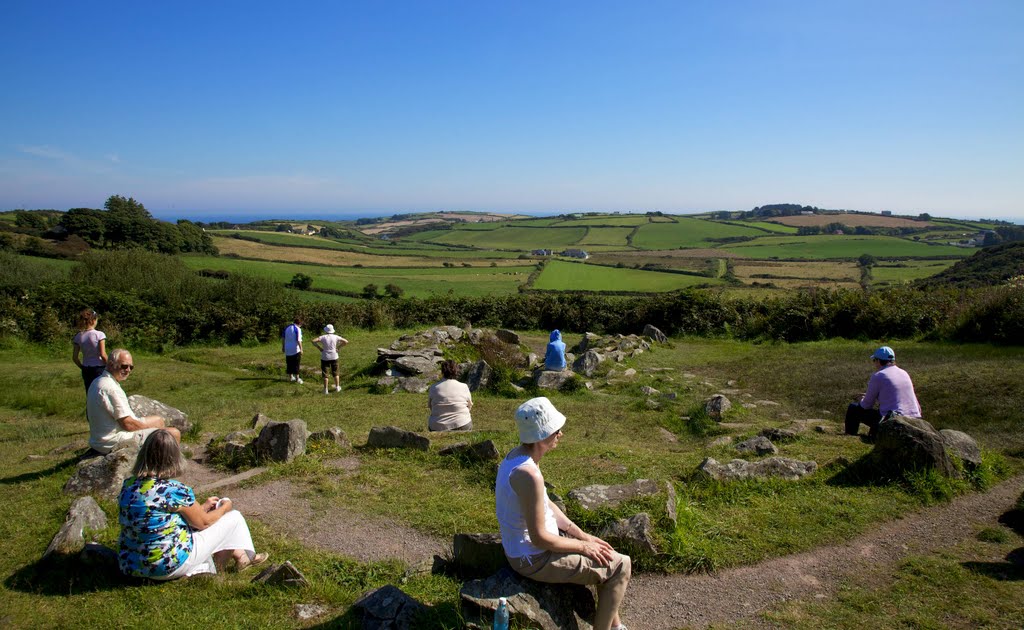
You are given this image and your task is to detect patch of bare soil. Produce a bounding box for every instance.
[621,474,1024,630]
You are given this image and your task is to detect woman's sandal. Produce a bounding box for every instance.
[233,552,270,573]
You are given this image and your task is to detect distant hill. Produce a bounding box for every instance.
[914,241,1024,289]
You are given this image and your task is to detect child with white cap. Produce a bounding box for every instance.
[311,324,348,395]
[495,397,630,630]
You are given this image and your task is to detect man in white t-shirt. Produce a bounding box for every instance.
[86,349,180,454]
[281,317,304,384]
[312,324,349,395]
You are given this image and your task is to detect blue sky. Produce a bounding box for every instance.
[1,1,1021,221]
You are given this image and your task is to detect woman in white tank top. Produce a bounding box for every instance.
[495,397,631,630]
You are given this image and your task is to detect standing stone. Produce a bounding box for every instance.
[464,360,493,392]
[665,481,678,526]
[939,429,982,468]
[597,513,657,556]
[254,419,307,463]
[354,584,428,629]
[309,427,350,448]
[572,350,603,377]
[251,560,310,587]
[696,457,818,482]
[461,567,595,630]
[871,415,955,477]
[43,496,108,559]
[438,440,500,463]
[567,479,660,511]
[128,395,193,435]
[735,436,779,456]
[495,329,521,345]
[452,533,508,578]
[642,324,668,343]
[367,426,430,451]
[63,444,139,498]
[704,394,732,421]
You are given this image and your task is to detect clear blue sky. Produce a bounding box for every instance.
[1,1,1021,221]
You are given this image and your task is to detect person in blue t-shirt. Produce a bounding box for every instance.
[281,317,304,384]
[545,329,567,371]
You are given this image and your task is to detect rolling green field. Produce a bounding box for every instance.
[182,255,533,297]
[551,215,652,226]
[575,227,635,246]
[721,235,972,259]
[740,221,800,234]
[871,260,957,285]
[424,226,588,250]
[533,259,720,292]
[631,217,769,249]
[213,231,521,260]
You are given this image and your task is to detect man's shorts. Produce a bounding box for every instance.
[509,548,630,588]
[285,352,301,375]
[321,359,338,379]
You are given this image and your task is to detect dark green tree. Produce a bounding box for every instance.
[288,273,313,290]
[361,283,379,299]
[60,208,106,245]
[384,283,404,298]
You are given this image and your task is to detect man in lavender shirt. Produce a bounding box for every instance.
[845,346,922,438]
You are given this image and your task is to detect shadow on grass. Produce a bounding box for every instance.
[0,456,80,486]
[307,602,465,630]
[4,556,135,596]
[997,508,1024,536]
[823,452,893,488]
[962,548,1024,581]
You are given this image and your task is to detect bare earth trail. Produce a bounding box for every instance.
[181,449,1022,628]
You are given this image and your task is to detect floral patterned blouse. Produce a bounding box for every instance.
[118,476,195,578]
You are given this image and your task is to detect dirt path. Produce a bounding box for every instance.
[621,474,1024,629]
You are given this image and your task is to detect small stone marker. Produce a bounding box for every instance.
[597,512,657,555]
[438,440,500,463]
[367,426,430,451]
[735,436,778,456]
[354,584,427,628]
[567,479,660,511]
[43,496,107,559]
[252,560,309,587]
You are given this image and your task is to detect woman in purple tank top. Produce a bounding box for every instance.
[72,308,108,392]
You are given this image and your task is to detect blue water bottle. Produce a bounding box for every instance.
[493,596,509,630]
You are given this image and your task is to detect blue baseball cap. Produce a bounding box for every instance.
[871,346,895,361]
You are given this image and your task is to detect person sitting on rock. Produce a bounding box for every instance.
[845,345,922,438]
[118,429,269,579]
[544,329,567,371]
[496,397,631,630]
[427,359,473,432]
[87,349,179,454]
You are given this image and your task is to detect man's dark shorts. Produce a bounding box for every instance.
[286,352,301,375]
[321,359,338,379]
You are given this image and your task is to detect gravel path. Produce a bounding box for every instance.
[620,474,1024,629]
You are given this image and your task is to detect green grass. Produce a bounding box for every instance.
[632,217,769,249]
[182,255,534,297]
[575,227,635,246]
[213,229,520,260]
[721,235,972,259]
[871,260,957,285]
[532,260,723,292]
[551,216,652,227]
[742,220,800,234]
[0,333,1020,626]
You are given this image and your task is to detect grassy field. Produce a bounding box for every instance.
[551,216,652,227]
[575,227,635,246]
[631,217,769,249]
[212,230,520,259]
[721,235,971,259]
[0,334,1020,626]
[871,260,957,286]
[424,226,587,250]
[182,255,533,298]
[532,260,721,292]
[765,214,932,228]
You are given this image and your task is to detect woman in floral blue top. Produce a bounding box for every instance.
[118,430,268,579]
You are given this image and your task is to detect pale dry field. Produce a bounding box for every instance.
[766,214,931,228]
[211,236,526,267]
[733,260,860,280]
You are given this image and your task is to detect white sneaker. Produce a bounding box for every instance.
[296,377,304,385]
[334,385,341,393]
[289,375,296,382]
[323,388,329,395]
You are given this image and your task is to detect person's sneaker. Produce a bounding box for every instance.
[289,374,296,382]
[334,385,341,393]
[296,377,304,385]
[323,388,329,395]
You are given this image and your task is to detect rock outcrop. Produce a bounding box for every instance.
[567,479,661,511]
[461,567,596,630]
[367,426,430,451]
[43,496,108,559]
[128,395,193,435]
[696,457,818,482]
[870,415,954,477]
[63,443,139,498]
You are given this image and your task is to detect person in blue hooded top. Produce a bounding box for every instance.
[545,329,567,371]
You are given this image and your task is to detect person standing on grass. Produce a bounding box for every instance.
[496,397,631,630]
[427,359,473,431]
[281,317,304,384]
[845,345,922,438]
[312,324,348,395]
[544,329,567,371]
[72,308,107,392]
[118,429,269,579]
[87,349,180,455]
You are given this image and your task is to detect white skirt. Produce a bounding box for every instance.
[160,510,256,579]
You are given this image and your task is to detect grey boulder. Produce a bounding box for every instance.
[461,567,595,630]
[367,426,430,451]
[735,436,779,456]
[567,479,660,511]
[696,457,818,482]
[254,419,307,463]
[940,429,982,468]
[128,395,192,435]
[43,496,108,559]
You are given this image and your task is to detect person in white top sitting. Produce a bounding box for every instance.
[311,324,348,395]
[427,360,473,431]
[495,397,631,630]
[87,349,180,455]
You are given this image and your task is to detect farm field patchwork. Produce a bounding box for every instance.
[871,260,957,285]
[424,225,588,250]
[765,214,933,228]
[720,235,971,259]
[183,255,534,297]
[631,217,769,249]
[551,215,652,226]
[532,259,721,292]
[575,227,635,246]
[733,260,860,282]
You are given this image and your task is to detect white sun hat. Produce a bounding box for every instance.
[515,397,566,444]
[324,324,335,334]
